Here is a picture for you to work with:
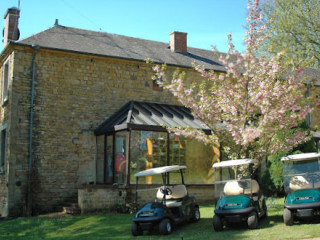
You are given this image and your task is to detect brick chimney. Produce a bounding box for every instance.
[3,7,20,49]
[170,31,187,53]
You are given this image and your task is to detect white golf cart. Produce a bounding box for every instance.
[131,165,200,236]
[212,159,267,231]
[281,152,320,225]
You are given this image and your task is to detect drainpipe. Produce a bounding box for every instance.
[26,45,39,216]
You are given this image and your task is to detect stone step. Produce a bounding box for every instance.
[63,206,81,215]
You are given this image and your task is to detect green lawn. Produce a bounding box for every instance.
[0,198,320,240]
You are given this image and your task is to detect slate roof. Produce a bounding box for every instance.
[15,24,320,83]
[94,101,210,136]
[18,25,226,71]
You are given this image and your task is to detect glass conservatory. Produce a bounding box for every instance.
[94,101,219,186]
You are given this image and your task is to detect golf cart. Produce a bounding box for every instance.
[212,159,267,231]
[131,165,200,236]
[281,152,320,225]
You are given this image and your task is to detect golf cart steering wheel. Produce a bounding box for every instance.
[308,173,320,188]
[160,186,172,196]
[238,180,248,189]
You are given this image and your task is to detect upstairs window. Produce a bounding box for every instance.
[2,59,10,104]
[152,77,163,91]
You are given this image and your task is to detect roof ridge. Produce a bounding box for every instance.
[21,24,221,53]
[53,24,171,46]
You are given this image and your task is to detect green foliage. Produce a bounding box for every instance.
[260,151,286,196]
[292,121,317,153]
[261,0,320,68]
[260,121,317,196]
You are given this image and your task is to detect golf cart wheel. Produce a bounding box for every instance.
[131,222,143,236]
[247,211,258,229]
[159,218,172,235]
[191,207,200,222]
[213,215,223,231]
[283,208,293,226]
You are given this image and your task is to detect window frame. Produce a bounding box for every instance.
[101,129,215,186]
[2,58,10,105]
[152,76,163,91]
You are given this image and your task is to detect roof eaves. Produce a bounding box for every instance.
[11,42,218,71]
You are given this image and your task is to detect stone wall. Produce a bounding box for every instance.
[0,49,31,217]
[79,184,214,214]
[78,185,127,214]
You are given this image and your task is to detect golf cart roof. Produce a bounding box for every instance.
[134,165,186,177]
[281,152,320,162]
[212,159,258,168]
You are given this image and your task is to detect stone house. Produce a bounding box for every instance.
[1,8,320,217]
[0,8,226,217]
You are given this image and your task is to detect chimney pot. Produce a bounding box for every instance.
[170,31,187,53]
[3,7,20,49]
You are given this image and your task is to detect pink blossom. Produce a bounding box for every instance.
[148,0,312,162]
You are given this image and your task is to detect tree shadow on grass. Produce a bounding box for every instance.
[259,214,283,228]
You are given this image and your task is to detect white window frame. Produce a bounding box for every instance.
[2,58,10,105]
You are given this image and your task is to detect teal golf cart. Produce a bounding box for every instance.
[212,159,267,231]
[281,152,320,225]
[131,165,200,236]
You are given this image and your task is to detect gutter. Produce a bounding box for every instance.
[26,44,40,216]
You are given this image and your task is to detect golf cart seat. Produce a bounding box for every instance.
[289,175,313,190]
[223,180,260,196]
[156,185,188,207]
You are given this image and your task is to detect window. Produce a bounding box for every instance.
[129,130,216,185]
[169,134,185,165]
[101,130,217,185]
[2,59,10,104]
[95,135,105,184]
[114,131,127,184]
[105,134,114,184]
[0,128,6,174]
[130,131,167,184]
[175,135,216,184]
[152,77,163,91]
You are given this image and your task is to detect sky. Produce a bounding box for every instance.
[1,0,249,53]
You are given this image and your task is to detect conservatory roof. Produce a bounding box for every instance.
[94,101,210,136]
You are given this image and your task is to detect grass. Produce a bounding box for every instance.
[0,198,320,239]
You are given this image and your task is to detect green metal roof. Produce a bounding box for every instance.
[94,101,210,135]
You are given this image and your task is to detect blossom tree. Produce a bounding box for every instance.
[151,0,313,161]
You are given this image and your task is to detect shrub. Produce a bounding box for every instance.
[260,122,317,196]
